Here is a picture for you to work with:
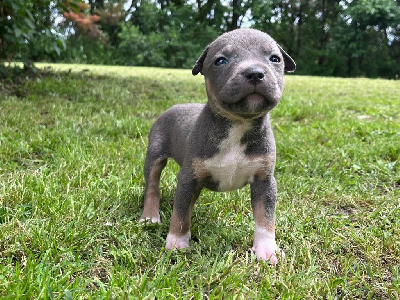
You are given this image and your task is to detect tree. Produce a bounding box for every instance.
[64,3,101,39]
[252,0,400,78]
[0,0,83,69]
[2,0,398,77]
[328,0,400,77]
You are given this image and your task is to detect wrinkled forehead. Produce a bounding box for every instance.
[208,29,278,56]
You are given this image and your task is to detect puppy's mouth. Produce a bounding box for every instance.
[243,93,265,109]
[221,93,270,117]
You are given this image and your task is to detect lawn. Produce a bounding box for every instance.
[0,63,399,298]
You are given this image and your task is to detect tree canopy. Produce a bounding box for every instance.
[1,0,399,78]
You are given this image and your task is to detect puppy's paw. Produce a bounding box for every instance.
[252,241,284,265]
[165,232,191,250]
[139,216,161,224]
[252,229,284,265]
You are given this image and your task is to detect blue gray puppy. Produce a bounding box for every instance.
[140,28,295,264]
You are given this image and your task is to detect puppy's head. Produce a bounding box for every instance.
[192,29,295,120]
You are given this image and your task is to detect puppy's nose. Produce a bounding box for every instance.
[244,67,265,85]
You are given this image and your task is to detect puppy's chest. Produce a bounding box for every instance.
[198,124,270,192]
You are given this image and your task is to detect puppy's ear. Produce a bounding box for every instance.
[277,44,296,72]
[192,46,209,76]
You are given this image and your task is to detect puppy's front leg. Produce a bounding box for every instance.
[251,176,282,264]
[166,168,201,250]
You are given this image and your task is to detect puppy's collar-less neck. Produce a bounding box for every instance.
[206,98,268,125]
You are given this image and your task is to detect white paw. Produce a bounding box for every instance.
[253,228,284,264]
[165,232,191,250]
[139,216,161,224]
[252,241,285,265]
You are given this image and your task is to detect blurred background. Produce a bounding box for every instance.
[1,0,399,78]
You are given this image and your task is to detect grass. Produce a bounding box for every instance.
[0,62,399,298]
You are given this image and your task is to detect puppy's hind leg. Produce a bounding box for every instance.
[140,153,168,224]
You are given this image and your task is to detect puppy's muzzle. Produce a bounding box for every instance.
[243,67,266,85]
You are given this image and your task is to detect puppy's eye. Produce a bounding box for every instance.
[214,57,228,66]
[269,55,281,63]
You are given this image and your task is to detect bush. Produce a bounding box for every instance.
[58,35,117,65]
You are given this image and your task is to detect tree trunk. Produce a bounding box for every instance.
[227,0,240,31]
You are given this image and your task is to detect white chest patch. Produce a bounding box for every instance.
[203,123,264,192]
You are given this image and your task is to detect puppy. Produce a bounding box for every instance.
[140,28,295,264]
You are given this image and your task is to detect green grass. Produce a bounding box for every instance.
[0,63,399,298]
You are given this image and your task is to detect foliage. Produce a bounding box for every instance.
[0,63,399,297]
[252,0,400,78]
[116,24,169,67]
[325,0,400,77]
[63,2,102,39]
[2,0,400,77]
[116,4,218,68]
[58,35,117,65]
[0,0,82,69]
